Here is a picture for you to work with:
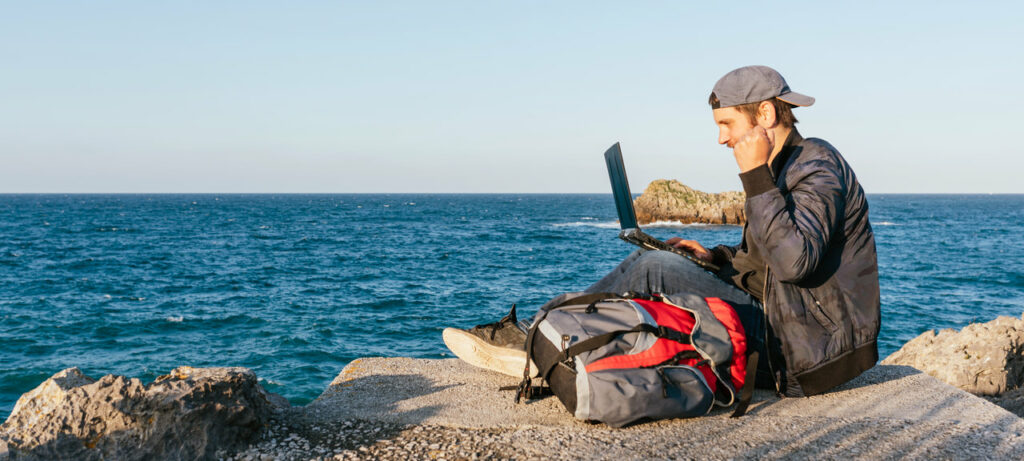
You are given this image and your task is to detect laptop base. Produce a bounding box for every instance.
[619,228,720,272]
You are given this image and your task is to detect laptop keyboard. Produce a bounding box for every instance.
[621,229,720,272]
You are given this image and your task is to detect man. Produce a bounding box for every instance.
[444,65,880,396]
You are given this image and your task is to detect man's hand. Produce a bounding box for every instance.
[664,237,713,262]
[733,126,775,173]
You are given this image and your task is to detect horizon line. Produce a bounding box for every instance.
[1,192,1022,196]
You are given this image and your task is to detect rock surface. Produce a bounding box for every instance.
[634,179,745,225]
[217,357,1024,460]
[0,366,286,461]
[882,314,1024,396]
[6,357,1024,460]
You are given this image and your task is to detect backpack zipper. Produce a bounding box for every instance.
[658,297,737,406]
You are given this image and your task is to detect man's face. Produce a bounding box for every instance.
[712,107,755,148]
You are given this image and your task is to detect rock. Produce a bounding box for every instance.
[985,388,1024,418]
[633,180,745,225]
[0,366,287,461]
[882,314,1024,396]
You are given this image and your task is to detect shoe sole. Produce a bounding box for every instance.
[442,328,538,378]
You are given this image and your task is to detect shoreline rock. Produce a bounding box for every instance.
[634,179,745,225]
[883,313,1024,415]
[0,366,287,460]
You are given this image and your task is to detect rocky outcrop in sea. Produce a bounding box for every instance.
[883,314,1024,416]
[633,179,745,225]
[0,366,287,460]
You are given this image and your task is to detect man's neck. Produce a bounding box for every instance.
[767,126,793,166]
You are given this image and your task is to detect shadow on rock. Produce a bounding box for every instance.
[226,371,456,458]
[736,393,1024,460]
[829,364,924,391]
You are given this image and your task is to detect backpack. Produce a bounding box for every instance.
[515,291,758,427]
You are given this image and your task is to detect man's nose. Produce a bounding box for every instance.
[718,130,729,145]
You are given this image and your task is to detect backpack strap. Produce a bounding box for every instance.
[517,312,544,403]
[516,292,665,403]
[729,350,759,418]
[546,291,657,310]
[538,323,692,382]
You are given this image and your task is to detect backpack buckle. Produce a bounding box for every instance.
[514,377,531,403]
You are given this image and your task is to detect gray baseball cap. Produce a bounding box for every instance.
[711,65,815,108]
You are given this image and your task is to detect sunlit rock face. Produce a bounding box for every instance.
[0,366,287,461]
[883,315,1024,396]
[634,180,746,225]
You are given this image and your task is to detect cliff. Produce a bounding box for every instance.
[634,179,745,225]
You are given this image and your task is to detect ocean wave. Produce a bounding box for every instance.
[552,220,735,229]
[641,220,723,229]
[552,221,620,229]
[165,316,184,323]
[874,221,898,226]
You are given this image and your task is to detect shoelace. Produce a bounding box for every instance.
[474,304,517,340]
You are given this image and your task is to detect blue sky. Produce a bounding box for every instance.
[2,1,1021,193]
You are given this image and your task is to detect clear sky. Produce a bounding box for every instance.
[2,1,1021,193]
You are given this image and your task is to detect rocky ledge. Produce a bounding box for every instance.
[883,313,1024,415]
[634,179,745,225]
[6,314,1024,460]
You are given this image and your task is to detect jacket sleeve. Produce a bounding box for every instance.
[743,150,845,284]
[709,244,740,267]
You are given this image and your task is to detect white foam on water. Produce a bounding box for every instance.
[874,221,898,226]
[640,220,719,229]
[554,219,736,229]
[166,316,184,323]
[552,221,621,229]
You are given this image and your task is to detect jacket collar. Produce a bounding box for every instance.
[771,128,802,180]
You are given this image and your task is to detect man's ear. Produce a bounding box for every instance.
[757,100,777,128]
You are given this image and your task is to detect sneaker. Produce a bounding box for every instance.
[442,304,538,378]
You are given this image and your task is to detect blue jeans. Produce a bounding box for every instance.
[585,249,769,384]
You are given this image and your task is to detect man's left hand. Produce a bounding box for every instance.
[733,126,775,172]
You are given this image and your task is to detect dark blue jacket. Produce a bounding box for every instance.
[715,129,880,396]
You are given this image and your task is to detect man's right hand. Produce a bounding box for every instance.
[664,237,713,262]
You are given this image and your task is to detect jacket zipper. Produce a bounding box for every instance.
[762,161,782,395]
[763,265,781,394]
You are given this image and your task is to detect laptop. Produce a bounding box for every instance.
[603,142,720,272]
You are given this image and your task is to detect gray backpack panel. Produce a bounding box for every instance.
[523,292,741,428]
[664,292,735,370]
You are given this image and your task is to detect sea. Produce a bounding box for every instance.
[1,194,1022,420]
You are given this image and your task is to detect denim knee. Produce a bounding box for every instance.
[633,250,685,268]
[632,250,696,276]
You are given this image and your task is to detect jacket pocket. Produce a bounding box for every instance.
[806,289,839,333]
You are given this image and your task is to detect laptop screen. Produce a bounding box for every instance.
[603,142,639,230]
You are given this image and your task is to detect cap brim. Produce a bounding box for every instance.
[777,91,815,107]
